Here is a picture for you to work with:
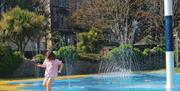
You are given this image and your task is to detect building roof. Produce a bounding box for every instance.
[134,35,158,46]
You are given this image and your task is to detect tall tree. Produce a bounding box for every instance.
[71,0,145,44]
[137,0,180,44]
[2,0,52,52]
[72,0,180,45]
[0,7,45,53]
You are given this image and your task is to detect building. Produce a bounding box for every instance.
[50,0,83,46]
[0,0,83,55]
[0,0,4,14]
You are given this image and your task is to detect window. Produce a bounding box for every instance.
[60,17,64,28]
[0,0,4,13]
[76,0,80,9]
[60,0,65,7]
[53,8,57,21]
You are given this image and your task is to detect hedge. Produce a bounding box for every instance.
[0,44,24,77]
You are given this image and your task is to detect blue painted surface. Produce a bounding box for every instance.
[164,16,173,51]
[9,73,180,91]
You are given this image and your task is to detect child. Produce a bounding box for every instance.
[37,51,64,91]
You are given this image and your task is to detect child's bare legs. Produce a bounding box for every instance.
[43,78,53,91]
[46,78,53,91]
[43,78,48,88]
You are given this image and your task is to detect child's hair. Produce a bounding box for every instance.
[46,51,56,61]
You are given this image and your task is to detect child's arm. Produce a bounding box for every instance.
[58,63,64,73]
[37,59,47,68]
[36,64,46,68]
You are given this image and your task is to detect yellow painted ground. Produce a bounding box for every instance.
[0,75,90,91]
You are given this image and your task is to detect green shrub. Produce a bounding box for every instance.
[33,54,45,64]
[77,27,103,53]
[106,44,144,70]
[107,45,143,61]
[142,46,165,70]
[79,53,101,63]
[55,45,79,62]
[151,46,165,54]
[0,44,23,77]
[142,46,165,56]
[13,51,24,65]
[77,41,87,53]
[143,48,151,56]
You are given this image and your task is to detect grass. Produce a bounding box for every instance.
[175,67,180,73]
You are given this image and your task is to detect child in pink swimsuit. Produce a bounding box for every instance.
[37,51,64,91]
